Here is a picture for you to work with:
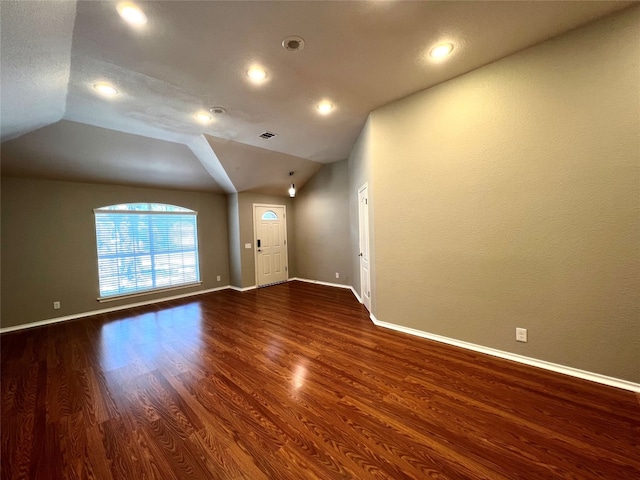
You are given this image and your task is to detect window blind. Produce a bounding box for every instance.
[94,204,200,298]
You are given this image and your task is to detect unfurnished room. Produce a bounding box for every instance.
[1,1,639,479]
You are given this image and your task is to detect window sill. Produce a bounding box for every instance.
[97,282,203,303]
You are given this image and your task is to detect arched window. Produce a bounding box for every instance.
[261,210,278,220]
[94,203,200,299]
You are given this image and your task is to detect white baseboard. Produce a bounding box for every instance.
[350,286,363,304]
[289,277,351,289]
[2,280,347,334]
[0,286,230,334]
[229,285,257,292]
[289,277,363,304]
[369,314,640,393]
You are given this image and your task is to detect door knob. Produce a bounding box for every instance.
[358,252,363,257]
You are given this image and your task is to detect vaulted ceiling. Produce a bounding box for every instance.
[0,1,632,194]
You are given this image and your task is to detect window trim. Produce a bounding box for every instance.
[94,203,201,301]
[92,208,198,216]
[97,281,202,303]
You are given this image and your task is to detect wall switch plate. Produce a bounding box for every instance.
[516,328,528,342]
[335,272,339,279]
[245,243,252,249]
[216,275,221,282]
[53,301,61,310]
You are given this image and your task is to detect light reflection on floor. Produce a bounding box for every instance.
[292,362,307,390]
[99,301,203,371]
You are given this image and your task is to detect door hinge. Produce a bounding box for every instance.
[285,266,288,271]
[365,199,368,205]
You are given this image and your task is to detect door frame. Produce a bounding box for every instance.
[253,203,289,287]
[358,183,371,311]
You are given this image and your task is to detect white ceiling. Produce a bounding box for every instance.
[0,0,633,194]
[0,1,75,140]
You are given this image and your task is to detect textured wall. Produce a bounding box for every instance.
[1,177,230,328]
[227,193,242,287]
[370,8,640,381]
[348,117,376,309]
[294,160,351,285]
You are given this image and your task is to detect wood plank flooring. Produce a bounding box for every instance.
[2,281,639,479]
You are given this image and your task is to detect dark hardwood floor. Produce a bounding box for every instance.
[1,281,639,479]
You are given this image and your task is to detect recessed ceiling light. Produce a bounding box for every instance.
[117,3,147,26]
[195,112,212,123]
[93,83,118,96]
[247,67,267,83]
[430,43,454,59]
[317,101,334,115]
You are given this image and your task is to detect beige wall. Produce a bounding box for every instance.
[348,117,376,309]
[368,7,640,382]
[236,192,295,288]
[227,193,242,287]
[294,160,351,285]
[1,177,230,328]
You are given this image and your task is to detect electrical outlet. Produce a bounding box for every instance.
[53,301,61,310]
[335,272,339,279]
[516,328,528,342]
[216,275,221,282]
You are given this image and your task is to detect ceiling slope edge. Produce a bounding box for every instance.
[205,134,324,196]
[188,135,237,194]
[0,0,77,142]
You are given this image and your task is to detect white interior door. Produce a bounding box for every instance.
[358,184,371,311]
[254,205,288,287]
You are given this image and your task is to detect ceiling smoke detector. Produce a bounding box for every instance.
[282,35,305,52]
[209,107,226,115]
[258,131,278,139]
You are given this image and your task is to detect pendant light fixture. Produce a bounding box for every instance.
[288,171,296,198]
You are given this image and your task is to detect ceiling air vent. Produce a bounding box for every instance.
[259,131,277,140]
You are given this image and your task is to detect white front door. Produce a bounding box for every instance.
[254,205,288,287]
[358,184,371,311]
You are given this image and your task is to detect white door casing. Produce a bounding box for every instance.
[254,204,288,287]
[358,184,371,311]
